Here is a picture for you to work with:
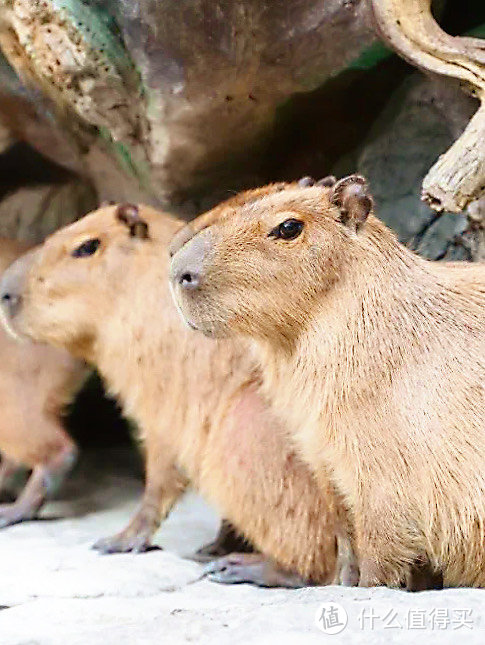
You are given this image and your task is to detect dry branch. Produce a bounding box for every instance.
[371,0,485,212]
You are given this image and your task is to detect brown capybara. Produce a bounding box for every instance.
[0,238,243,557]
[169,175,485,588]
[0,237,87,527]
[0,203,355,588]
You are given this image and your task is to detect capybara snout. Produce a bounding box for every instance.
[170,229,211,292]
[0,249,38,337]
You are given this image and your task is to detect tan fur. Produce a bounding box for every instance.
[0,237,84,467]
[2,206,344,584]
[169,181,485,588]
[0,237,86,524]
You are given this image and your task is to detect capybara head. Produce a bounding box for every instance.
[0,203,179,358]
[170,175,374,345]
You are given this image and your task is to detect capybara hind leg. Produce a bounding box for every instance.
[0,443,77,528]
[333,531,359,586]
[93,444,188,554]
[0,454,19,498]
[193,519,254,562]
[405,558,443,591]
[358,554,405,588]
[203,553,308,588]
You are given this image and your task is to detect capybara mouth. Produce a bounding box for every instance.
[0,300,26,343]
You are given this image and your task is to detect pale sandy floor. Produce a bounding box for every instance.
[0,450,484,644]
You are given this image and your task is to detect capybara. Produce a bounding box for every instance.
[0,203,355,587]
[169,175,485,588]
[0,237,86,527]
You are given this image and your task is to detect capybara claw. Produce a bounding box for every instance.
[92,532,155,554]
[0,503,35,528]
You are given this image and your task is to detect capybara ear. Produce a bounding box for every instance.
[330,175,373,231]
[298,176,315,187]
[315,175,336,188]
[116,203,149,240]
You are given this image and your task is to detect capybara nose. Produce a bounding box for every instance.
[170,228,212,292]
[0,291,20,316]
[1,291,19,306]
[178,271,200,290]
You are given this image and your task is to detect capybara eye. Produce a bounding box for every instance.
[269,219,304,241]
[72,238,101,258]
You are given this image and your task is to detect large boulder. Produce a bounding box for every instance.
[350,75,478,260]
[0,0,375,210]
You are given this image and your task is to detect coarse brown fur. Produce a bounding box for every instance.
[169,177,485,588]
[0,205,347,585]
[0,237,86,526]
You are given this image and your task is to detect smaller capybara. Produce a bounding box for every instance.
[0,237,87,527]
[169,175,485,588]
[0,203,355,587]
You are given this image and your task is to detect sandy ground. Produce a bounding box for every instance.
[1,449,485,644]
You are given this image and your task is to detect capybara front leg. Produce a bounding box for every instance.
[0,443,77,528]
[203,553,308,588]
[93,443,188,554]
[193,519,254,562]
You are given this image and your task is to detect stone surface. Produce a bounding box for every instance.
[339,75,478,260]
[0,51,85,175]
[1,449,485,644]
[0,120,12,154]
[0,0,375,208]
[0,179,97,243]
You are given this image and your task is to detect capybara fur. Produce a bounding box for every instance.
[169,175,485,588]
[0,204,351,587]
[0,237,86,527]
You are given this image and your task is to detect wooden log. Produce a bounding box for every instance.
[371,0,485,212]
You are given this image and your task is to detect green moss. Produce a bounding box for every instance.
[345,41,392,73]
[97,126,150,188]
[51,0,132,75]
[466,23,485,37]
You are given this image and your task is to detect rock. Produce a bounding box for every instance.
[463,196,485,261]
[1,449,485,644]
[0,51,85,175]
[0,0,375,208]
[351,75,478,260]
[0,179,97,243]
[0,120,12,154]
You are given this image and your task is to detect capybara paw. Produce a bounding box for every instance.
[203,553,307,588]
[92,532,156,554]
[0,503,34,528]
